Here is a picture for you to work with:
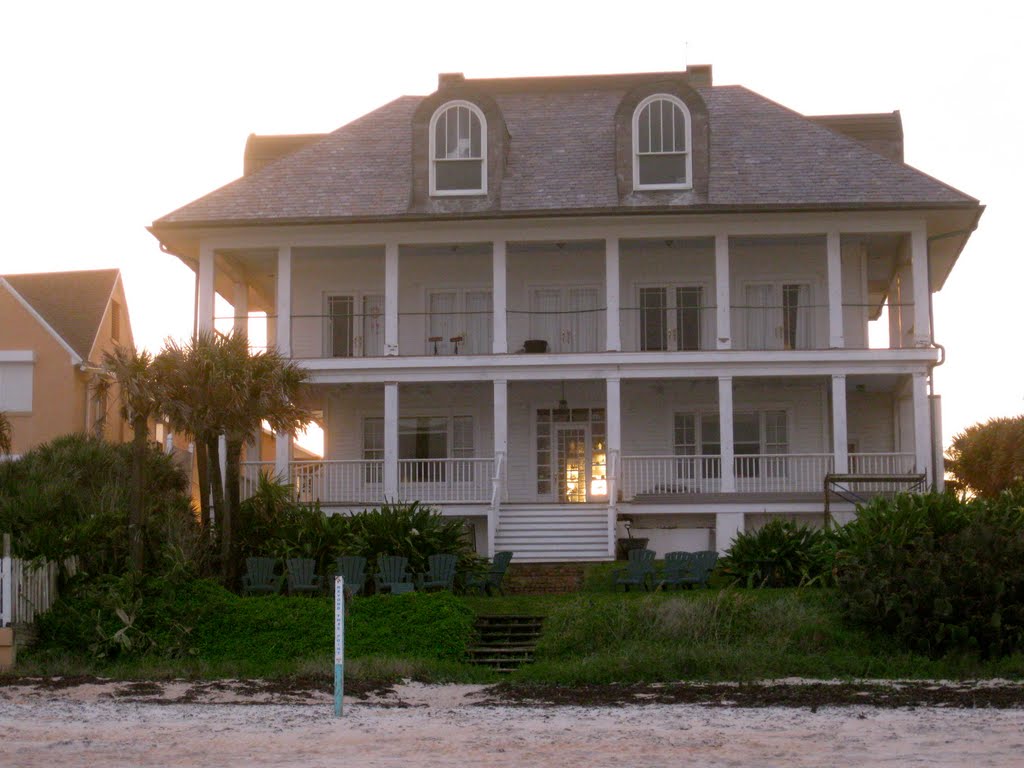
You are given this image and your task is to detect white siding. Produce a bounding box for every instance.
[842,241,868,348]
[847,391,895,452]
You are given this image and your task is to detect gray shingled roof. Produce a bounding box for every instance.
[154,80,976,227]
[3,269,119,360]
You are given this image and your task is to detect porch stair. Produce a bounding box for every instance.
[467,615,545,673]
[494,504,612,562]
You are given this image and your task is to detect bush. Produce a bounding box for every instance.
[38,574,476,667]
[835,489,1024,657]
[0,434,198,577]
[717,519,832,588]
[236,474,347,579]
[344,501,482,582]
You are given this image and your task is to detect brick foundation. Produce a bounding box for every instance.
[504,562,598,594]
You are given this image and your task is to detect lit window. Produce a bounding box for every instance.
[429,101,486,195]
[633,95,691,190]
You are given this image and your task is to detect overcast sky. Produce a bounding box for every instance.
[1,0,1020,447]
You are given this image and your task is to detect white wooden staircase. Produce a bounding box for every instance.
[493,504,612,562]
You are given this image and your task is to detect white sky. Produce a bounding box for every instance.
[1,0,1021,447]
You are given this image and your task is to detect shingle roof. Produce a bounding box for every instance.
[154,77,976,228]
[3,269,119,360]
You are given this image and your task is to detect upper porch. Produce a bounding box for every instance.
[193,212,949,365]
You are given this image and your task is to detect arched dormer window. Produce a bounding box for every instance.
[429,100,487,196]
[633,94,692,190]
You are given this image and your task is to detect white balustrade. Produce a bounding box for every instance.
[733,453,834,492]
[848,452,917,475]
[240,461,277,500]
[398,458,494,503]
[621,455,723,499]
[290,460,384,504]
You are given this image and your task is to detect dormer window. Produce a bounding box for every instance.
[633,95,692,190]
[429,101,486,195]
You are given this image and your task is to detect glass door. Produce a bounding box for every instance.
[555,424,589,503]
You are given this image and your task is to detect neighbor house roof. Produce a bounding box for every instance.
[2,269,120,360]
[153,72,978,229]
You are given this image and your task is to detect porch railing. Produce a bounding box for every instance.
[398,458,494,503]
[621,455,724,498]
[291,460,384,504]
[848,452,916,475]
[733,453,834,492]
[240,461,277,500]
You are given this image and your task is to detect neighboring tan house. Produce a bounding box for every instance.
[149,66,983,561]
[0,269,133,455]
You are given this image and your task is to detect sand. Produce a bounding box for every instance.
[1,679,1023,767]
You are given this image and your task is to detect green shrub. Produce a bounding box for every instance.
[0,434,197,576]
[345,501,482,581]
[835,489,1024,657]
[717,519,831,588]
[237,474,347,578]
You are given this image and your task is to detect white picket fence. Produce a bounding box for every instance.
[0,534,76,627]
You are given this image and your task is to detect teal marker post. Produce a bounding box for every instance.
[334,575,345,717]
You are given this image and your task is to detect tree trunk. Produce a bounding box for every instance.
[129,415,148,573]
[223,436,243,588]
[196,438,210,531]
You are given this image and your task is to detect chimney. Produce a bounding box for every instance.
[686,64,713,88]
[437,72,465,90]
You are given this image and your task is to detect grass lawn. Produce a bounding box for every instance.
[10,582,1024,685]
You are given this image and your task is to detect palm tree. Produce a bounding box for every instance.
[0,411,12,456]
[96,345,161,572]
[157,330,310,584]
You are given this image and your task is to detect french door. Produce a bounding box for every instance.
[638,285,704,351]
[555,424,589,503]
[743,282,812,350]
[427,289,493,355]
[326,293,384,357]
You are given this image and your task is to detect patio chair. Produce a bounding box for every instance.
[417,553,458,591]
[657,551,696,590]
[286,557,321,596]
[612,548,656,591]
[334,555,368,598]
[678,550,718,589]
[375,555,413,594]
[465,550,513,596]
[241,557,281,596]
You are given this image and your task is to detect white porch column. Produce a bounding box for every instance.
[714,234,731,349]
[385,243,399,356]
[931,393,945,493]
[276,246,292,357]
[274,432,290,477]
[491,379,508,558]
[827,230,844,348]
[910,225,931,347]
[232,281,249,337]
[718,376,735,492]
[606,377,622,557]
[197,242,215,334]
[715,512,744,555]
[384,382,399,497]
[831,374,849,474]
[912,371,932,487]
[605,237,621,351]
[492,240,507,354]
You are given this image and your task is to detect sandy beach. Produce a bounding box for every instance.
[2,678,1023,767]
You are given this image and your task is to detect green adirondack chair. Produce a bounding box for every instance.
[417,553,458,591]
[375,555,412,594]
[286,557,321,595]
[612,548,656,591]
[241,557,281,596]
[465,550,513,596]
[677,550,718,588]
[335,556,367,598]
[658,551,696,590]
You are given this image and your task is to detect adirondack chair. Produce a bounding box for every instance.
[241,557,281,596]
[465,550,513,596]
[417,553,458,591]
[612,548,656,591]
[374,555,413,594]
[676,550,718,588]
[335,556,367,598]
[286,558,321,596]
[657,551,696,590]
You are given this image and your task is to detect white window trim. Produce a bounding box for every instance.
[672,408,792,455]
[428,100,488,197]
[632,94,693,191]
[323,291,384,358]
[361,413,477,460]
[634,280,712,351]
